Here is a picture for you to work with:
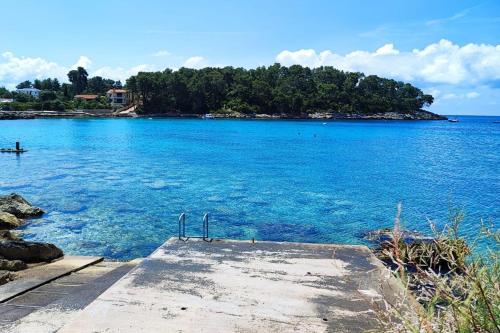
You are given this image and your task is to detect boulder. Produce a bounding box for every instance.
[0,193,45,218]
[0,230,22,241]
[0,270,12,285]
[0,211,24,229]
[0,259,27,271]
[0,241,63,263]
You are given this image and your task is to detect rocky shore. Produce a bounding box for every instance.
[0,109,118,120]
[0,194,63,285]
[142,109,446,120]
[1,108,446,120]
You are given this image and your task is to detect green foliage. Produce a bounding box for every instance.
[16,80,32,89]
[13,92,34,103]
[87,76,117,94]
[73,96,110,110]
[40,78,61,91]
[67,66,88,94]
[0,87,12,98]
[126,64,434,115]
[39,90,57,102]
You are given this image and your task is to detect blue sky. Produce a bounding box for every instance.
[1,0,499,115]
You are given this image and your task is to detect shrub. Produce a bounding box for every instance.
[376,204,499,332]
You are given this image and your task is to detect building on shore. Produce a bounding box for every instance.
[16,88,41,98]
[106,89,128,107]
[74,94,99,101]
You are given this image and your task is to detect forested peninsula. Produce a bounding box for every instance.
[126,64,445,120]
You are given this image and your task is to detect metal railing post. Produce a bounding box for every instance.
[203,213,209,240]
[178,213,186,240]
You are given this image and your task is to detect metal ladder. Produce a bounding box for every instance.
[178,213,212,242]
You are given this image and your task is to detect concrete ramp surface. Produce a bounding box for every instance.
[58,239,406,332]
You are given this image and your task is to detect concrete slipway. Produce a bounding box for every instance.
[53,238,411,333]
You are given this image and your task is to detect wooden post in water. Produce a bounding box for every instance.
[15,142,20,151]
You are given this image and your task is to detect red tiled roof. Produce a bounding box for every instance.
[107,89,127,94]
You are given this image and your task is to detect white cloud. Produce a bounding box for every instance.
[425,87,441,98]
[275,39,500,86]
[92,64,153,82]
[72,56,92,69]
[438,91,480,101]
[0,52,67,88]
[152,50,171,57]
[183,56,205,68]
[466,91,480,99]
[375,44,399,56]
[0,51,154,89]
[442,93,458,100]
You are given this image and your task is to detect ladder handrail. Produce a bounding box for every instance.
[177,212,212,242]
[178,213,186,240]
[203,213,209,240]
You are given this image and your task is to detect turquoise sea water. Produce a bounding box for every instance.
[0,116,498,260]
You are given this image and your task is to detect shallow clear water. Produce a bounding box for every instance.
[0,116,498,260]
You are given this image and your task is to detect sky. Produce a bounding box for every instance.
[0,0,499,115]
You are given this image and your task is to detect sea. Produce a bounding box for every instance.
[0,116,498,259]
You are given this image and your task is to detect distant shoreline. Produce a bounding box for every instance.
[0,109,447,121]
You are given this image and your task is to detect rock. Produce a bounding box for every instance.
[0,241,63,263]
[364,228,434,244]
[0,193,45,218]
[0,259,27,271]
[0,211,25,229]
[0,270,13,285]
[0,230,22,241]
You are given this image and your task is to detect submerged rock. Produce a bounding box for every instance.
[0,193,45,218]
[0,211,24,229]
[0,258,27,271]
[0,241,63,263]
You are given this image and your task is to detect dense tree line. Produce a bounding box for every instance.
[126,64,434,115]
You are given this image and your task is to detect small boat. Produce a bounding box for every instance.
[448,119,459,123]
[203,113,215,119]
[493,121,500,124]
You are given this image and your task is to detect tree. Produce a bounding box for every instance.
[40,90,57,102]
[62,83,73,98]
[39,78,60,91]
[67,67,88,94]
[52,78,61,91]
[16,80,32,89]
[33,79,42,90]
[0,87,12,98]
[126,65,434,115]
[87,76,105,94]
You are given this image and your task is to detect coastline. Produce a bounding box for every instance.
[0,109,447,121]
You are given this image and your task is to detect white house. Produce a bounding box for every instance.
[106,89,128,107]
[16,88,41,98]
